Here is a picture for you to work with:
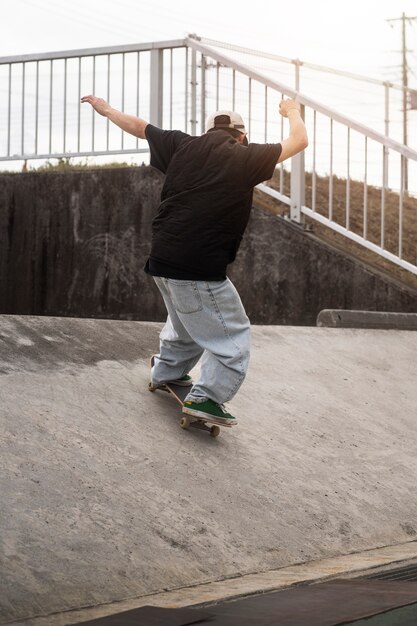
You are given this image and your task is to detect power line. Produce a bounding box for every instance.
[18,0,152,44]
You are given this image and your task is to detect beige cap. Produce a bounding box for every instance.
[205,110,247,135]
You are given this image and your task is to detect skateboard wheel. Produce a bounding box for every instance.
[148,382,156,392]
[210,425,221,438]
[180,416,191,429]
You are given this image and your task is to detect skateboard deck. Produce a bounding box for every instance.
[148,380,234,438]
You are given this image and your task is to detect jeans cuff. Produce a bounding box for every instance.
[184,395,207,404]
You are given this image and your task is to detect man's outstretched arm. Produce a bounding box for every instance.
[277,99,308,163]
[81,96,148,139]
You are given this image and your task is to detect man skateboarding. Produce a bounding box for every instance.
[81,94,308,426]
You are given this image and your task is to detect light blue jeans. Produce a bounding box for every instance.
[152,276,251,405]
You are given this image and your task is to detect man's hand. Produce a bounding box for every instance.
[81,95,112,117]
[279,99,301,118]
[80,95,148,139]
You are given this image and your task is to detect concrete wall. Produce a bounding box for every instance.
[0,167,164,322]
[1,167,416,324]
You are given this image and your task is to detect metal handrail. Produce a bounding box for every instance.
[256,182,417,277]
[2,35,416,159]
[190,34,417,95]
[185,38,417,161]
[0,39,186,65]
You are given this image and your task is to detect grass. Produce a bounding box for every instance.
[32,158,142,172]
[0,158,144,173]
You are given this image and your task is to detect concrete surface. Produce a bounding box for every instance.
[9,542,417,626]
[1,315,417,623]
[317,309,417,330]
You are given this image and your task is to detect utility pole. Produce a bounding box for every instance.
[387,13,417,192]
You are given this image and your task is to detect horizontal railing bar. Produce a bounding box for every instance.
[256,182,290,205]
[0,149,150,162]
[192,35,416,95]
[0,39,187,65]
[257,184,417,276]
[302,206,417,275]
[186,38,417,161]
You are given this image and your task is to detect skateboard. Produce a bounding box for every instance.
[148,380,235,438]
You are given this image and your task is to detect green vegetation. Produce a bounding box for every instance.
[33,158,141,171]
[0,158,145,173]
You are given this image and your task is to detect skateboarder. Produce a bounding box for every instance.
[81,95,308,425]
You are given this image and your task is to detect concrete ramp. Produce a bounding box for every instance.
[0,315,416,623]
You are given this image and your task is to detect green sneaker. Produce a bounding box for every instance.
[171,374,193,387]
[182,399,238,425]
[149,355,193,387]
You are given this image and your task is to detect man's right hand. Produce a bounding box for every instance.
[279,99,301,118]
[81,95,112,117]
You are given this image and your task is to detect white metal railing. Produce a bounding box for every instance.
[1,37,416,276]
[0,40,187,161]
[191,34,417,141]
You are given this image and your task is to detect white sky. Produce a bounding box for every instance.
[1,0,417,84]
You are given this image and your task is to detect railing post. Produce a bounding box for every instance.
[290,104,305,224]
[384,82,390,137]
[382,82,390,249]
[294,58,301,91]
[150,48,163,127]
[290,153,305,223]
[190,48,197,135]
[201,54,206,134]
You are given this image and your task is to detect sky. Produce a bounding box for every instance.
[1,0,417,85]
